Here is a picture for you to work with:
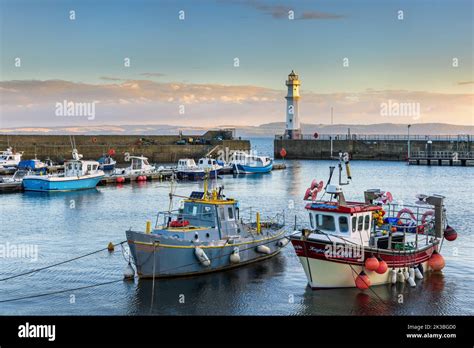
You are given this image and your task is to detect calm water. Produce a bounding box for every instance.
[0,138,473,315]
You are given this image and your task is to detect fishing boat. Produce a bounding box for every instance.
[197,157,222,175]
[113,155,154,176]
[18,158,48,173]
[0,147,23,171]
[22,150,105,192]
[0,169,30,193]
[176,158,206,180]
[289,153,457,290]
[125,179,289,278]
[98,154,117,171]
[230,151,273,174]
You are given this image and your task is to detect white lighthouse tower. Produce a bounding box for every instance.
[284,70,301,140]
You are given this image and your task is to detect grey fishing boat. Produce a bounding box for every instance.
[126,182,289,278]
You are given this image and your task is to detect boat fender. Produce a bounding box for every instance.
[403,268,410,280]
[194,247,211,267]
[123,262,135,280]
[277,237,290,248]
[409,267,415,279]
[407,276,416,287]
[390,269,397,284]
[397,269,405,283]
[229,247,240,264]
[414,266,424,280]
[256,245,271,254]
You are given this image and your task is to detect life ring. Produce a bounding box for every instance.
[421,210,434,225]
[92,137,97,143]
[170,220,190,228]
[396,208,416,222]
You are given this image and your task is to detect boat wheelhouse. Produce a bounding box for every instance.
[22,150,104,192]
[197,157,222,176]
[98,154,117,171]
[230,151,273,174]
[125,181,288,278]
[289,153,456,290]
[114,156,154,176]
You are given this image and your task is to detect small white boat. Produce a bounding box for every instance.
[0,147,23,170]
[197,158,222,175]
[114,156,154,176]
[229,151,273,174]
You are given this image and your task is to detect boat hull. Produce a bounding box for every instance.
[233,162,273,174]
[290,236,437,289]
[22,174,104,192]
[176,169,219,180]
[126,230,286,278]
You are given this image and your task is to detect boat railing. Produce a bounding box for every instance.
[239,208,286,229]
[374,202,438,250]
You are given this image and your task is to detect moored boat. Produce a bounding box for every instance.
[113,155,154,176]
[125,180,289,278]
[98,154,117,171]
[289,153,457,290]
[176,158,206,180]
[230,151,273,174]
[22,150,104,192]
[0,147,23,172]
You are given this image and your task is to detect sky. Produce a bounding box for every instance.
[0,0,473,129]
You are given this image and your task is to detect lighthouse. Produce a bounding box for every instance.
[284,70,301,140]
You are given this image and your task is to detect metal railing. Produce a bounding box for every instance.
[410,151,474,159]
[275,134,473,142]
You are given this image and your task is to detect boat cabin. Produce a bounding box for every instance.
[231,151,271,167]
[64,160,101,176]
[130,156,150,170]
[154,191,242,241]
[198,158,219,168]
[177,159,198,170]
[306,201,380,245]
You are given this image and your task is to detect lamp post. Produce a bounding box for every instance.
[407,124,411,160]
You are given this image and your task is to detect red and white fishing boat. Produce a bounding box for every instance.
[289,153,457,290]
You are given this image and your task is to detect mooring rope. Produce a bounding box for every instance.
[0,235,292,304]
[0,241,127,282]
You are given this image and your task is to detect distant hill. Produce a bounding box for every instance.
[0,122,472,137]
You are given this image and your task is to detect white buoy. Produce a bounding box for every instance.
[407,276,416,287]
[390,269,397,284]
[415,267,424,280]
[123,262,135,280]
[230,247,241,264]
[409,267,415,279]
[403,268,410,280]
[277,237,290,248]
[397,269,405,283]
[195,247,211,267]
[256,245,271,254]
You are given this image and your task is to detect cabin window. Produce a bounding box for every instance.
[309,213,314,229]
[68,163,73,170]
[202,205,213,220]
[228,207,234,220]
[352,217,357,232]
[93,165,98,170]
[364,215,370,230]
[208,160,212,164]
[339,216,349,233]
[357,216,364,231]
[316,214,335,231]
[87,164,92,171]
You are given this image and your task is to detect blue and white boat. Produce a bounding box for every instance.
[18,158,48,174]
[230,151,273,174]
[0,147,23,172]
[22,150,104,192]
[98,154,116,171]
[197,157,222,176]
[176,158,206,180]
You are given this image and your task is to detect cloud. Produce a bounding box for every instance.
[457,81,474,85]
[0,79,472,128]
[99,76,124,81]
[229,0,344,20]
[139,72,165,78]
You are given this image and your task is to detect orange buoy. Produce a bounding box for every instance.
[364,256,379,272]
[428,250,445,271]
[375,259,388,274]
[443,225,457,241]
[137,175,147,182]
[116,177,125,183]
[355,271,371,290]
[279,148,287,158]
